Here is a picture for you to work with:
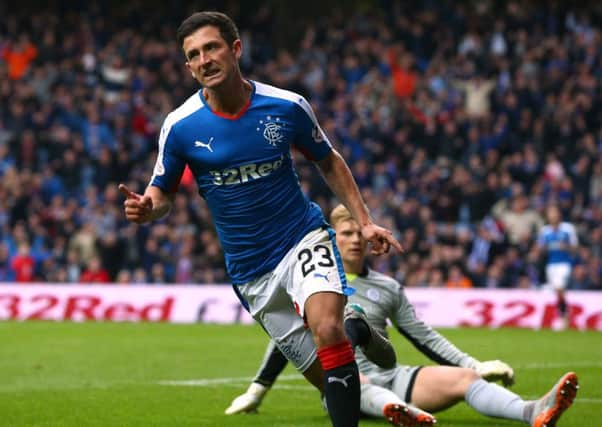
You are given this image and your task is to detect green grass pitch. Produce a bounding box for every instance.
[0,321,599,426]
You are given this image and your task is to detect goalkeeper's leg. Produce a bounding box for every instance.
[225,340,288,415]
[407,366,529,422]
[361,383,436,426]
[465,371,578,425]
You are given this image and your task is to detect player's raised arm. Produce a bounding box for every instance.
[119,183,174,224]
[315,150,403,255]
[290,94,401,256]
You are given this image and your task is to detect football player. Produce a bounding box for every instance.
[119,11,402,427]
[536,204,579,329]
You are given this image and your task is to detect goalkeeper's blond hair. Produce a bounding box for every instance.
[329,204,355,228]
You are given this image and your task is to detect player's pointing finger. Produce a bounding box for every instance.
[118,183,140,200]
[386,234,404,253]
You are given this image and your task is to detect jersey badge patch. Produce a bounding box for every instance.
[257,115,284,146]
[367,288,381,302]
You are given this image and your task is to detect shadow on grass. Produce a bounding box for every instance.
[362,415,518,426]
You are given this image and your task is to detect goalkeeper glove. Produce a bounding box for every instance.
[475,359,515,387]
[225,382,270,415]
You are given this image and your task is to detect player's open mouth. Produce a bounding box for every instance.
[204,69,220,77]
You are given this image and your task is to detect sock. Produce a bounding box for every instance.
[558,295,567,317]
[465,379,528,422]
[523,400,537,424]
[317,340,360,427]
[254,341,289,386]
[344,318,371,348]
[360,383,404,417]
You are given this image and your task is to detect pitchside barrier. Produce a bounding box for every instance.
[0,285,600,330]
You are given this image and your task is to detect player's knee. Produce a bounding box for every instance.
[311,316,345,348]
[464,368,480,382]
[457,368,480,394]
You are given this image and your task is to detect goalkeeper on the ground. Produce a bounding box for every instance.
[226,204,579,427]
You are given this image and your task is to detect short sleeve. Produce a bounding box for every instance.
[292,97,333,161]
[149,120,186,193]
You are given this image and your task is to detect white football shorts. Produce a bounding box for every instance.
[545,262,572,290]
[235,227,351,372]
[356,352,422,403]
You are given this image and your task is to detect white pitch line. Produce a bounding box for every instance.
[158,380,314,391]
[518,361,602,369]
[158,374,304,387]
[575,398,602,404]
[159,375,602,403]
[159,377,251,386]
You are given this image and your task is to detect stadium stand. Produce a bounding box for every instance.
[0,1,601,289]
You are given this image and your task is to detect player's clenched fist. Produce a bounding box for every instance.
[119,183,153,224]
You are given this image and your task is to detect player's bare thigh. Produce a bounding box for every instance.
[288,228,349,349]
[410,366,479,413]
[299,291,347,393]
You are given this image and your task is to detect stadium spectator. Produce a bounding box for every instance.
[64,249,82,283]
[0,243,15,281]
[10,243,36,282]
[132,267,149,284]
[115,269,133,285]
[97,230,126,281]
[453,76,496,118]
[569,264,594,290]
[80,256,111,284]
[150,262,168,284]
[67,222,98,267]
[445,264,473,288]
[492,194,544,246]
[1,34,38,80]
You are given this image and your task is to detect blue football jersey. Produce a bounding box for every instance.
[149,81,333,284]
[537,222,578,265]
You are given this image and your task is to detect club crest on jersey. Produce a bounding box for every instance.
[257,115,284,146]
[367,288,381,302]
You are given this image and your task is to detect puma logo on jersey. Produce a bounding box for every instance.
[209,155,284,186]
[327,374,353,388]
[195,137,214,152]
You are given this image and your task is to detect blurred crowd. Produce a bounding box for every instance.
[1,1,601,289]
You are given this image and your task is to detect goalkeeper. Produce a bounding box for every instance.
[226,204,578,427]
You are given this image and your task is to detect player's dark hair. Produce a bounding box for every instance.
[177,11,240,47]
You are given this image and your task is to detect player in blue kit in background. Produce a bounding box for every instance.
[118,11,402,427]
[536,205,579,329]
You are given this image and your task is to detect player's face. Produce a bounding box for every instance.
[335,219,367,270]
[183,25,241,88]
[547,206,560,225]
